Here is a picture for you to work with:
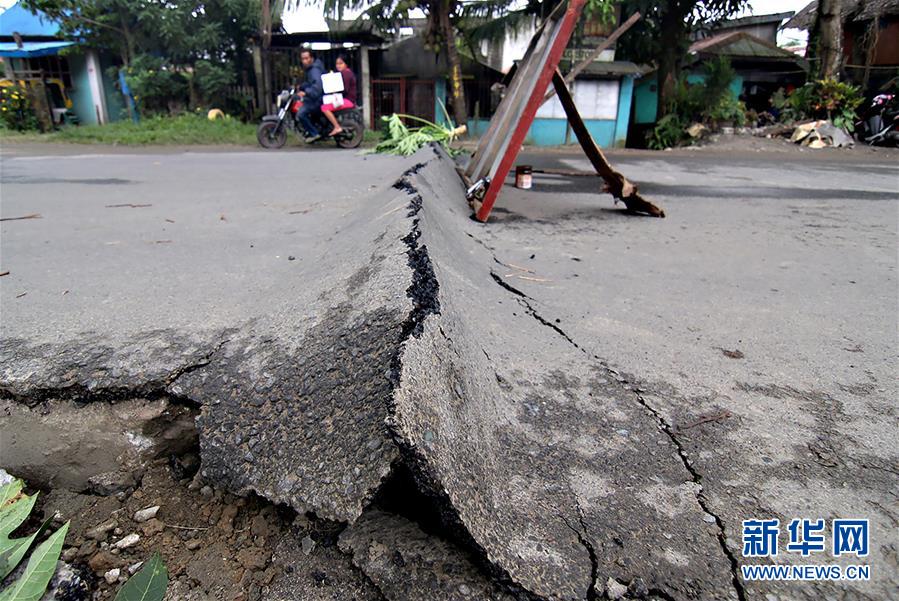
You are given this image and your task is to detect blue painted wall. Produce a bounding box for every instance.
[633,73,744,124]
[99,54,124,121]
[465,75,633,148]
[434,76,447,125]
[468,117,619,147]
[62,51,124,125]
[66,52,96,125]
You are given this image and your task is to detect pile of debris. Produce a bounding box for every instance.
[755,119,855,148]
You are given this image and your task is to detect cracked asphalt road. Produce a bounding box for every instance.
[1,141,896,600]
[474,146,898,600]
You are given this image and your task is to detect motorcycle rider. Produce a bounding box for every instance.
[297,48,325,143]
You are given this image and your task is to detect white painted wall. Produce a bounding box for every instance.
[536,79,619,120]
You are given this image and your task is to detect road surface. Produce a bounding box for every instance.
[1,141,896,601]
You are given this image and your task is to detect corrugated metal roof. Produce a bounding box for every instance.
[0,40,74,57]
[784,0,899,30]
[0,2,60,38]
[689,31,802,60]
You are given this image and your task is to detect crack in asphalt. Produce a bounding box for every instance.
[0,335,231,407]
[484,249,747,601]
[488,271,581,349]
[164,336,230,392]
[384,163,548,601]
[629,387,747,601]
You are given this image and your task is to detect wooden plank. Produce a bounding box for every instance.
[474,30,559,185]
[466,29,549,180]
[542,11,642,104]
[550,69,665,217]
[474,0,588,221]
[465,2,566,180]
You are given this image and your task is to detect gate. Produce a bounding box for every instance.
[370,78,435,129]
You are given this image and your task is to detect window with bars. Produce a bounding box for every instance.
[23,55,72,88]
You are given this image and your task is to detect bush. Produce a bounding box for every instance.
[52,113,257,145]
[648,57,748,148]
[648,113,687,149]
[774,78,863,131]
[194,60,236,104]
[0,84,40,131]
[124,55,190,115]
[707,93,747,126]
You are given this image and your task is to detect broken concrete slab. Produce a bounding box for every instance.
[172,167,428,523]
[388,148,735,600]
[338,510,515,601]
[0,154,425,523]
[2,146,741,599]
[267,531,384,601]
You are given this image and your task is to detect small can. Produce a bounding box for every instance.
[515,165,533,189]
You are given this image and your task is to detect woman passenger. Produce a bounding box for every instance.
[322,54,357,137]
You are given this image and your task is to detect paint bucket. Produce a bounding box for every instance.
[515,165,533,189]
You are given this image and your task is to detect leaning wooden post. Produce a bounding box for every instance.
[551,69,664,217]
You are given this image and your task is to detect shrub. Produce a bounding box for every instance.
[0,84,40,131]
[124,55,190,115]
[774,78,863,131]
[648,113,687,149]
[194,60,236,105]
[648,57,748,148]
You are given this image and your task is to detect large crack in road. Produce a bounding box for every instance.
[2,147,742,600]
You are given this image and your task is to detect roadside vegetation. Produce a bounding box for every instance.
[1,113,258,145]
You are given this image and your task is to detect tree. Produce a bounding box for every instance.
[306,0,522,129]
[616,0,748,117]
[23,0,163,66]
[22,0,262,111]
[814,0,842,79]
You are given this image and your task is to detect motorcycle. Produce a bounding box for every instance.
[854,93,899,146]
[257,88,364,149]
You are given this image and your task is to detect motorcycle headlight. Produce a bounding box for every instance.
[277,91,290,108]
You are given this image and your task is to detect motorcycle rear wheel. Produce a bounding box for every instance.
[257,121,287,149]
[335,121,364,149]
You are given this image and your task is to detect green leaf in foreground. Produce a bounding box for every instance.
[372,111,465,157]
[0,480,23,509]
[0,521,69,601]
[114,552,168,601]
[0,517,53,580]
[0,490,36,540]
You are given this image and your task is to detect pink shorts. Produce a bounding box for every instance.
[321,99,355,112]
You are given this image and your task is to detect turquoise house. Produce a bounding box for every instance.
[0,1,124,125]
[631,31,805,134]
[465,61,641,148]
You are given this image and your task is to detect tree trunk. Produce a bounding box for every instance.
[438,0,467,130]
[655,8,685,119]
[260,0,273,112]
[817,0,842,79]
[252,44,265,113]
[119,12,134,66]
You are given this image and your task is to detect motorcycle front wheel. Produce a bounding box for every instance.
[257,121,287,149]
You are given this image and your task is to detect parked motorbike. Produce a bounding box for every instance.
[854,93,899,146]
[257,88,364,149]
